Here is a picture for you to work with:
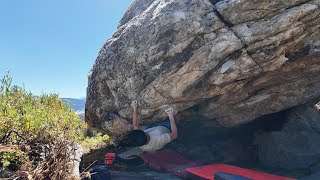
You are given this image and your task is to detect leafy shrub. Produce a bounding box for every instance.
[0,72,85,169]
[0,74,84,144]
[0,151,23,169]
[0,72,112,179]
[80,132,111,153]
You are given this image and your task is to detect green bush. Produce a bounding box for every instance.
[80,132,111,153]
[0,72,85,168]
[0,72,84,143]
[0,72,112,174]
[0,151,23,170]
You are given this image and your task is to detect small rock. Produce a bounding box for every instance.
[0,167,13,178]
[68,142,84,179]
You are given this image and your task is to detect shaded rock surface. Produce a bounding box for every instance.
[283,105,320,133]
[85,0,320,137]
[301,171,320,180]
[82,107,318,179]
[254,105,320,170]
[255,131,320,170]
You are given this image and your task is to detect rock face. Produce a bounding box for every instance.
[86,0,320,134]
[283,105,320,133]
[255,131,320,170]
[254,105,320,169]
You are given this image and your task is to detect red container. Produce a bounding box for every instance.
[105,153,115,165]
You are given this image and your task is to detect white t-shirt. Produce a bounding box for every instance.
[140,126,171,151]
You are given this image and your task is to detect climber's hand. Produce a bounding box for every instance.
[165,107,174,117]
[131,100,138,111]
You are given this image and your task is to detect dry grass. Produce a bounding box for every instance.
[0,145,20,153]
[5,139,85,180]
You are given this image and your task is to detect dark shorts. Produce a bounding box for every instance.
[145,117,175,132]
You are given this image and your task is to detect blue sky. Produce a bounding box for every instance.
[0,0,133,98]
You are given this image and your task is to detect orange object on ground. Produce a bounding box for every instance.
[186,164,297,180]
[139,149,198,177]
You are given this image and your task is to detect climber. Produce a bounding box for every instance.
[110,101,178,152]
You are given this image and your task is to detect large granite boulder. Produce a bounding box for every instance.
[255,131,320,169]
[301,171,320,180]
[253,105,320,170]
[85,0,320,136]
[283,105,320,133]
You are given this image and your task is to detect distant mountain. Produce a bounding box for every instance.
[62,98,86,114]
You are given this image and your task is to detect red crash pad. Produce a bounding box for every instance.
[139,149,198,177]
[186,164,297,180]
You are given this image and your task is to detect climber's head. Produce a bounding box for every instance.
[125,130,148,147]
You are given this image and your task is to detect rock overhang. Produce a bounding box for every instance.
[85,0,320,136]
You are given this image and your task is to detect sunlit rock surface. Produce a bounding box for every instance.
[85,0,320,136]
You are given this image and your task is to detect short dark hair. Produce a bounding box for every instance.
[125,130,148,147]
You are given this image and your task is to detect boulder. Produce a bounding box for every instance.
[283,105,320,133]
[255,131,320,169]
[301,171,320,180]
[85,0,320,136]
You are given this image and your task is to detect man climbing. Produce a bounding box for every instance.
[111,101,178,152]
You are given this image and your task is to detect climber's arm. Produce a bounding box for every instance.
[131,101,139,130]
[131,101,146,130]
[165,107,178,140]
